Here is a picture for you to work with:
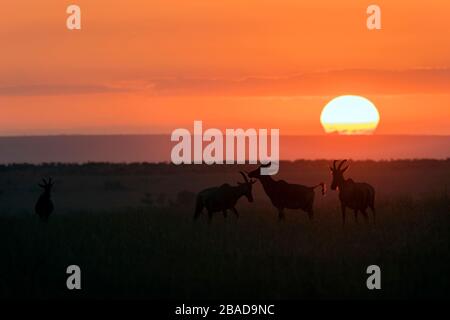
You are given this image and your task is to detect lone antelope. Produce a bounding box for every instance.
[194,172,256,222]
[247,163,325,221]
[330,160,375,225]
[35,178,54,222]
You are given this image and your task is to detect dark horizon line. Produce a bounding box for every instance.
[1,158,449,165]
[1,133,450,138]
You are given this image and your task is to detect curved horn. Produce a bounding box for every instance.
[333,160,338,170]
[338,159,347,170]
[240,171,249,183]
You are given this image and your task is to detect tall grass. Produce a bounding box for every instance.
[1,192,448,299]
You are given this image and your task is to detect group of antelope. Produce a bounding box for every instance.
[31,160,375,226]
[195,160,376,225]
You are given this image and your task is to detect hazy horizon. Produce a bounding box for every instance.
[2,133,450,138]
[1,134,448,164]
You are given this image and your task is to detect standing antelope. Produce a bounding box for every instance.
[330,160,375,225]
[35,178,54,222]
[247,163,326,221]
[194,172,256,222]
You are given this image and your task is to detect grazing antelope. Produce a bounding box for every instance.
[247,163,325,221]
[35,178,54,222]
[194,172,256,222]
[330,160,375,225]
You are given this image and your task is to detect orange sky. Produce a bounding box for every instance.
[0,0,449,136]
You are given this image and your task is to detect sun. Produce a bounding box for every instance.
[320,95,380,135]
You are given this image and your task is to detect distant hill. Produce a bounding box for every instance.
[0,134,449,164]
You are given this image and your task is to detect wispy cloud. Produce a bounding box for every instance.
[0,84,129,96]
[1,68,449,97]
[138,68,450,96]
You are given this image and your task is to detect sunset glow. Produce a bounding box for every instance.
[0,1,449,138]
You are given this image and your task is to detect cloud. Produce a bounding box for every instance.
[1,68,449,97]
[140,68,450,96]
[0,84,129,96]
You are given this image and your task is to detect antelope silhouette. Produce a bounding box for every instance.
[35,178,54,222]
[194,172,256,222]
[247,163,325,221]
[330,160,375,225]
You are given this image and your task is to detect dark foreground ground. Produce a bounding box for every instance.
[0,160,449,299]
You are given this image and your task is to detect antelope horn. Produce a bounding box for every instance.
[333,160,338,170]
[240,171,249,183]
[338,159,347,170]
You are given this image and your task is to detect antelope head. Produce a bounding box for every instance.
[330,160,349,191]
[238,171,256,202]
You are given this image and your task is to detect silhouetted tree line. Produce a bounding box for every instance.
[0,159,448,176]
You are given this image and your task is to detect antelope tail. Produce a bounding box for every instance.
[312,182,326,196]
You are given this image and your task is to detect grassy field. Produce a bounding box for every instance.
[0,160,449,299]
